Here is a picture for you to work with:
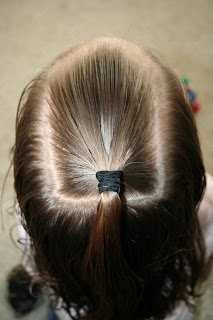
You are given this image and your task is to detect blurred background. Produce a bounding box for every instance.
[0,0,212,319]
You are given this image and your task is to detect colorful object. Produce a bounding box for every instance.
[182,76,201,113]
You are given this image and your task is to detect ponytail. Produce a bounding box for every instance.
[84,191,122,293]
[83,189,144,318]
[83,190,122,297]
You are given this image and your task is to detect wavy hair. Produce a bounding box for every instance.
[14,38,207,319]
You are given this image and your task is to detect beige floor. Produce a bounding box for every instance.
[0,0,212,319]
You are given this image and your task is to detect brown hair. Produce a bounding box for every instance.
[14,38,206,319]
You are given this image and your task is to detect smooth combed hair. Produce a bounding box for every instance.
[14,38,207,320]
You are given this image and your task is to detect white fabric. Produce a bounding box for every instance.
[165,301,193,320]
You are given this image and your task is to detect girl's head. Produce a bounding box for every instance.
[14,38,206,319]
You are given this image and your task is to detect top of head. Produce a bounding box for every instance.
[15,37,203,209]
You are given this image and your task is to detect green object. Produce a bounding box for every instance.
[182,75,190,85]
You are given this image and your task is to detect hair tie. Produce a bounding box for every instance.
[96,171,122,194]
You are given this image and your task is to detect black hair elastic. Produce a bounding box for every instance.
[96,171,122,194]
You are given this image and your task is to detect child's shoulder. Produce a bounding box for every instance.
[198,173,213,260]
[166,174,213,320]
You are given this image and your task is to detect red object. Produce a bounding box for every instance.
[192,101,200,113]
